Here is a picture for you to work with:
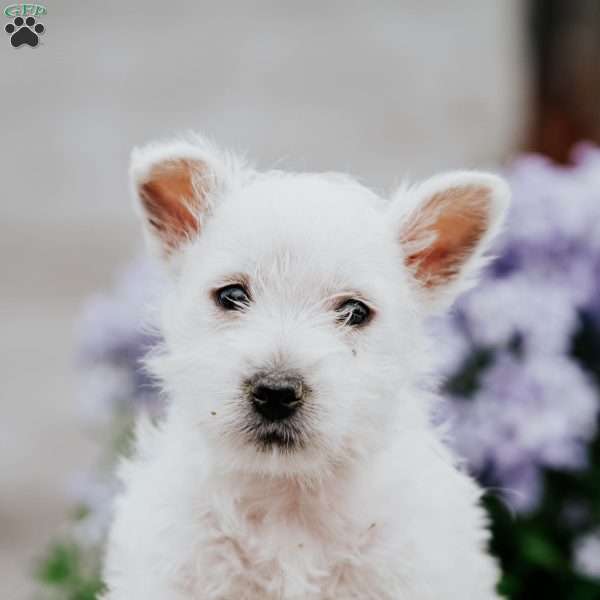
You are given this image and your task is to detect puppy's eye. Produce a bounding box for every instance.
[337,299,371,327]
[215,284,251,311]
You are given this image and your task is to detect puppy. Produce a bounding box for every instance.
[102,135,509,599]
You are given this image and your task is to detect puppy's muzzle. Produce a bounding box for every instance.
[249,372,304,422]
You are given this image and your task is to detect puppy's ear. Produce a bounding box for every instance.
[130,136,238,261]
[392,171,510,311]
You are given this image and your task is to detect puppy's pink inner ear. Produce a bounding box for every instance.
[403,185,490,289]
[139,159,205,254]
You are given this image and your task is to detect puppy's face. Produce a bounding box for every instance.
[133,137,509,478]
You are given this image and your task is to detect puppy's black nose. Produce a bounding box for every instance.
[250,375,303,422]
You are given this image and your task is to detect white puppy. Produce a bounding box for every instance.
[102,134,509,599]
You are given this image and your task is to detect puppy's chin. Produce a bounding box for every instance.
[212,426,339,481]
[248,422,307,454]
[254,431,302,453]
[209,414,338,479]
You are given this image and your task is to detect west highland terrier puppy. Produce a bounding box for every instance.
[102,134,510,599]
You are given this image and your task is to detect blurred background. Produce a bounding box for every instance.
[1,1,599,599]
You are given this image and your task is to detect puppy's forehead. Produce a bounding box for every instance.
[223,174,384,242]
[205,174,391,284]
[240,172,384,211]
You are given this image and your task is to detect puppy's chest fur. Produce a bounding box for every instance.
[182,481,401,599]
[106,435,498,599]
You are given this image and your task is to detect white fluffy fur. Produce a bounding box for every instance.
[103,134,510,599]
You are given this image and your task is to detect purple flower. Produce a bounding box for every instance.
[490,150,600,310]
[76,259,166,424]
[447,354,597,512]
[574,529,600,580]
[457,273,579,356]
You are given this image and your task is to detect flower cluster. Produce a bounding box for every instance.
[437,146,600,513]
[76,258,164,428]
[66,260,164,555]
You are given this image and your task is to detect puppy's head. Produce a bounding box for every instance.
[132,135,509,478]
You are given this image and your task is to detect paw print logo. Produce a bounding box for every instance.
[5,16,45,47]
